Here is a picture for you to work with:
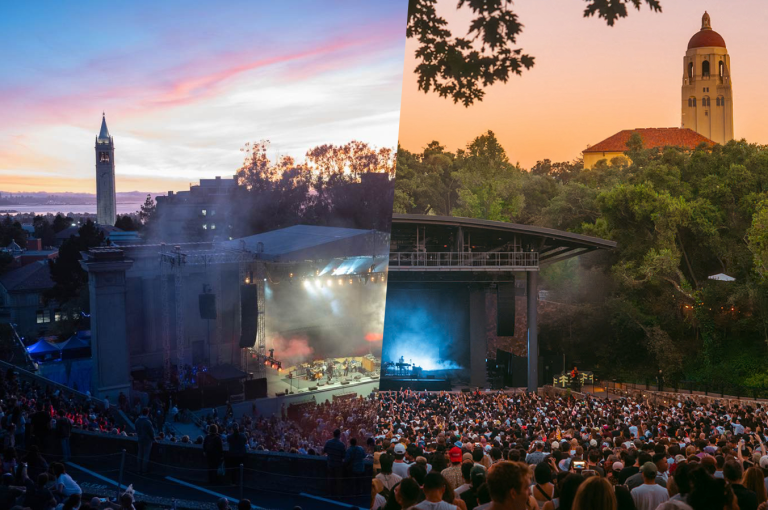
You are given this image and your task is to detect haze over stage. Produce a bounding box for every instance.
[222,225,389,262]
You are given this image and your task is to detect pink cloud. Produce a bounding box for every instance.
[0,22,403,130]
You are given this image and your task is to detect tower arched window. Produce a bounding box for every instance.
[688,98,692,107]
[719,61,724,78]
[688,62,694,80]
[702,60,710,78]
[690,97,696,108]
[703,96,710,107]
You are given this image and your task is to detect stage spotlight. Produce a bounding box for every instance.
[380,275,385,282]
[349,278,353,285]
[370,276,375,282]
[303,280,311,289]
[338,278,343,285]
[327,279,333,287]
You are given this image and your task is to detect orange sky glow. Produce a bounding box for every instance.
[397,0,768,168]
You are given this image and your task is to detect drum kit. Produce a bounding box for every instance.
[299,357,360,381]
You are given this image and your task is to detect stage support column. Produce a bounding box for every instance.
[80,249,134,402]
[469,286,487,389]
[527,270,538,393]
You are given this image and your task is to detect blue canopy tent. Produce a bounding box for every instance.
[27,338,64,361]
[59,333,91,360]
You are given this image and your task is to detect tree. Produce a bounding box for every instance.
[0,252,13,273]
[33,216,56,247]
[748,200,768,282]
[115,215,137,231]
[52,214,72,233]
[407,0,662,106]
[138,194,156,226]
[452,130,524,221]
[46,220,105,309]
[0,217,28,247]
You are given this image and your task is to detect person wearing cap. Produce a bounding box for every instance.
[526,442,547,466]
[442,447,464,491]
[393,443,411,479]
[630,462,669,510]
[455,461,474,496]
[759,455,768,494]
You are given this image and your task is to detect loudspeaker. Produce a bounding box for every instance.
[202,386,228,408]
[497,281,516,336]
[239,285,258,348]
[341,380,350,385]
[309,386,317,391]
[244,378,267,399]
[461,388,471,393]
[199,294,217,320]
[426,375,435,379]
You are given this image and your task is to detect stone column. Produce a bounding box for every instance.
[80,249,133,402]
[527,270,538,393]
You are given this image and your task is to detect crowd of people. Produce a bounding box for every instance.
[370,389,768,510]
[193,394,378,456]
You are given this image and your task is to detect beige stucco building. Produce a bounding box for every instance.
[681,12,734,145]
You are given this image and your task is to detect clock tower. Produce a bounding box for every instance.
[95,113,117,226]
[681,12,734,145]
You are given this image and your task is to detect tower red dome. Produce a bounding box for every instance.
[688,11,726,50]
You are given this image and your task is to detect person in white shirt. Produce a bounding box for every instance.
[53,462,82,497]
[631,462,669,510]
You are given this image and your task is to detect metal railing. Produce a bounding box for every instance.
[602,379,768,401]
[389,251,538,269]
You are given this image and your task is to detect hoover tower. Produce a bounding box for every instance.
[681,12,734,145]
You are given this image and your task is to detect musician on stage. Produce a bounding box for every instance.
[327,362,334,382]
[344,360,350,377]
[570,366,580,391]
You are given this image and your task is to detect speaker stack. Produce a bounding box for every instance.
[199,294,217,320]
[497,281,516,336]
[239,285,259,348]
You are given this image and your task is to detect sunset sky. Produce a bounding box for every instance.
[398,0,768,169]
[0,1,407,193]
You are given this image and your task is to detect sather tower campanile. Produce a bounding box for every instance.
[95,113,117,226]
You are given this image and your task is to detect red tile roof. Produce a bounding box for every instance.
[583,128,716,154]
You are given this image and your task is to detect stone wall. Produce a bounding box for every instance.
[69,429,370,497]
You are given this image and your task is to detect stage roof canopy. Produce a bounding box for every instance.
[224,225,388,262]
[391,214,616,267]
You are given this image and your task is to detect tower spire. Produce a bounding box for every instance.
[98,113,110,142]
[702,11,711,30]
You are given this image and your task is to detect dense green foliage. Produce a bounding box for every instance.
[396,132,768,388]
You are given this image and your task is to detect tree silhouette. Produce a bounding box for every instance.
[407,0,662,106]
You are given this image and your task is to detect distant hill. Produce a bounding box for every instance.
[0,191,164,206]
